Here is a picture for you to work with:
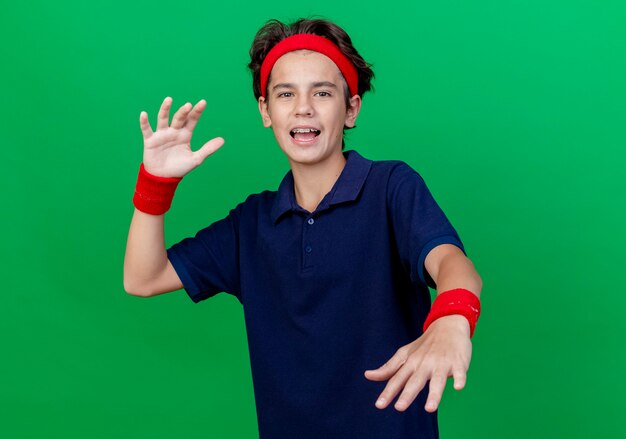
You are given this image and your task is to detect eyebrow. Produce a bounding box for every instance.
[272,81,338,91]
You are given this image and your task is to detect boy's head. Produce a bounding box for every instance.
[248,18,374,159]
[248,18,374,103]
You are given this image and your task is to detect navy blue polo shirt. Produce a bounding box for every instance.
[167,150,465,439]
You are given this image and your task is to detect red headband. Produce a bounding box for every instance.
[260,33,359,99]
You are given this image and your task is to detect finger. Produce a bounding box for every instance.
[365,349,408,382]
[452,368,466,390]
[192,137,225,164]
[171,102,193,129]
[394,372,429,412]
[374,366,412,409]
[183,99,207,133]
[139,111,153,140]
[425,371,448,413]
[156,96,173,130]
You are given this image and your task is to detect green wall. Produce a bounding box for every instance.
[2,0,624,437]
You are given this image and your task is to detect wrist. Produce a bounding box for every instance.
[132,163,183,215]
[429,315,471,337]
[423,288,481,338]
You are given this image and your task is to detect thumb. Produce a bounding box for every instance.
[364,352,407,381]
[193,137,225,164]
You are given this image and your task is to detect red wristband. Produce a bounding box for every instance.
[132,163,182,215]
[423,288,481,338]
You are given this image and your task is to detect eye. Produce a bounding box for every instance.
[315,91,331,97]
[277,92,293,98]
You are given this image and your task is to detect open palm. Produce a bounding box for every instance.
[139,96,224,178]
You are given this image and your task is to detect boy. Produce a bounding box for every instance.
[124,18,482,439]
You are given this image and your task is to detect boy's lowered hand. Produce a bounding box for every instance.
[364,314,471,413]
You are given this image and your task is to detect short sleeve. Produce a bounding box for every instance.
[387,162,466,289]
[166,204,242,303]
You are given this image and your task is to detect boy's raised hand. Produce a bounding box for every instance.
[139,97,225,178]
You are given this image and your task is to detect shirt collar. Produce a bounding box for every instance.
[270,150,373,223]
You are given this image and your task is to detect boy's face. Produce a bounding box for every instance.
[258,50,361,167]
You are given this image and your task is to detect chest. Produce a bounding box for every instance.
[254,204,393,277]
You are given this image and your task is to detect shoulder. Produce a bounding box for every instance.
[228,189,277,219]
[239,189,276,206]
[361,155,427,194]
[355,155,435,211]
[354,149,424,180]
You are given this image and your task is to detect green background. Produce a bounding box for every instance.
[2,0,624,437]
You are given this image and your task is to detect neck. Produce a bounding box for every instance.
[289,150,347,213]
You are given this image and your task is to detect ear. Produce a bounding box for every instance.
[258,96,272,128]
[344,94,362,128]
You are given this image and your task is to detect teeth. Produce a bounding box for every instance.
[291,128,320,133]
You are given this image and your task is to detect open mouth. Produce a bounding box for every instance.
[290,128,321,142]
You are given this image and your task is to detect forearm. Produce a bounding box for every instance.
[434,253,482,298]
[123,208,169,296]
[426,252,482,337]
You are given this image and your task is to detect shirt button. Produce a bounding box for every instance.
[307,218,315,225]
[305,245,312,253]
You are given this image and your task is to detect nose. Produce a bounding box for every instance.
[294,94,314,117]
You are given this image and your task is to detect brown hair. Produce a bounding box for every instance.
[248,18,375,105]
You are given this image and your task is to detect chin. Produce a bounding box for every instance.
[285,151,326,166]
[280,140,343,166]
